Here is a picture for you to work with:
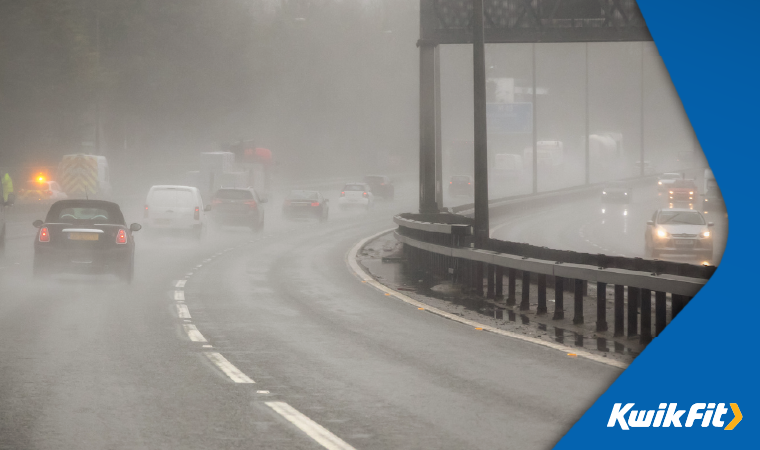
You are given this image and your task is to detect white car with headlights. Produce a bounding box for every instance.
[645,208,713,260]
[657,172,683,193]
[338,183,374,209]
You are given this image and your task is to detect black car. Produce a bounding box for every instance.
[32,200,141,282]
[449,175,473,197]
[601,182,632,203]
[363,175,394,200]
[209,188,266,231]
[282,190,328,222]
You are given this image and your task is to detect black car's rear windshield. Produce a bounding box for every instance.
[288,190,319,200]
[657,211,705,225]
[46,202,125,224]
[215,189,253,200]
[343,184,367,191]
[451,176,470,183]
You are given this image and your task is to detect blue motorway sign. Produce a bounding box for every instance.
[486,102,533,134]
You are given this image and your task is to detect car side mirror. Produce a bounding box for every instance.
[204,204,212,212]
[33,219,43,228]
[646,220,654,226]
[708,222,714,227]
[130,223,142,232]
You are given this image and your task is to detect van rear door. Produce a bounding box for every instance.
[148,188,196,227]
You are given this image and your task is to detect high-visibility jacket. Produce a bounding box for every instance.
[2,173,12,202]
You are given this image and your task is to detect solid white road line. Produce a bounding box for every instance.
[266,402,356,450]
[204,352,255,383]
[175,280,187,288]
[176,304,191,319]
[174,290,185,301]
[183,324,207,342]
[347,230,628,370]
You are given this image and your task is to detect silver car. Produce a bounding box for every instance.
[645,208,713,260]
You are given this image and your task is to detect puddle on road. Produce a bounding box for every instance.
[362,257,639,358]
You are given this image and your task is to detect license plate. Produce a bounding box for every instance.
[69,233,99,241]
[674,239,694,246]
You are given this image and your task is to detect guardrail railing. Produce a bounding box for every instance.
[393,203,714,345]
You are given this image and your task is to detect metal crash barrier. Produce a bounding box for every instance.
[393,212,714,345]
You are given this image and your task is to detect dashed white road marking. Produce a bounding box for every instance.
[175,280,187,288]
[266,402,356,450]
[183,324,207,342]
[176,304,191,319]
[204,352,255,383]
[347,229,628,370]
[174,290,185,301]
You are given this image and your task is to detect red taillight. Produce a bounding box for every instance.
[116,229,127,244]
[46,190,53,195]
[380,183,385,186]
[362,192,368,197]
[340,191,345,197]
[311,202,320,207]
[244,200,257,208]
[468,182,471,185]
[39,227,50,242]
[144,205,149,218]
[194,207,200,220]
[212,198,222,205]
[449,181,452,184]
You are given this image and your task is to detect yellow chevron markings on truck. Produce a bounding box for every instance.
[59,155,98,197]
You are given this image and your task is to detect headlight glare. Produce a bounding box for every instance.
[703,231,710,238]
[657,228,668,238]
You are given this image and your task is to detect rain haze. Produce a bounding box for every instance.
[0,1,726,449]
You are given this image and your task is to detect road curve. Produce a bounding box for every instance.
[0,186,622,449]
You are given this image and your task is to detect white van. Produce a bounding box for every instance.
[144,185,208,239]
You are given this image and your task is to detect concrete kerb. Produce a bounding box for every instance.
[347,228,629,370]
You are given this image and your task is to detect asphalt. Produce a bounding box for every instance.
[0,180,642,450]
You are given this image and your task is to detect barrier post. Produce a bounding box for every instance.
[520,271,531,311]
[487,264,495,299]
[614,285,624,337]
[627,286,639,337]
[494,266,504,299]
[537,274,547,315]
[553,276,564,320]
[507,268,516,306]
[640,288,652,345]
[596,282,608,332]
[655,291,667,336]
[573,279,584,324]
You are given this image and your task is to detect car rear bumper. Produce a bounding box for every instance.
[34,246,132,273]
[338,198,369,207]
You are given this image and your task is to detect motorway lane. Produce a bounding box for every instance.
[491,182,728,266]
[0,184,622,449]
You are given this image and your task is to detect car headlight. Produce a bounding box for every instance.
[657,228,668,238]
[689,191,694,195]
[669,191,673,194]
[624,192,628,195]
[658,181,662,185]
[702,231,710,238]
[602,191,606,194]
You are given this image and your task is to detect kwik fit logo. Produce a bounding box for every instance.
[608,403,742,430]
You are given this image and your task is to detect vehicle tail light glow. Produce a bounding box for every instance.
[340,191,345,197]
[244,200,257,208]
[311,202,320,207]
[212,198,222,206]
[194,207,200,220]
[144,205,149,218]
[468,182,471,185]
[39,227,50,242]
[362,192,368,197]
[116,229,127,244]
[449,182,452,184]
